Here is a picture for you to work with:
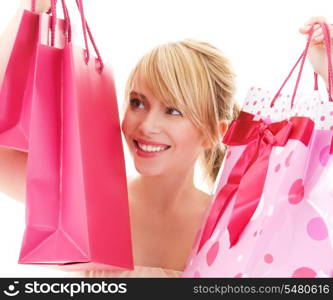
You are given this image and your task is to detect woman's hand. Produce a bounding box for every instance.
[299,16,333,88]
[20,0,51,13]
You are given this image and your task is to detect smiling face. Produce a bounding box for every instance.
[121,78,207,177]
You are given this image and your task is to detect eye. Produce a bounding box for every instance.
[166,107,183,116]
[129,98,145,109]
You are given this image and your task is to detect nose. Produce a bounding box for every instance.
[138,110,162,135]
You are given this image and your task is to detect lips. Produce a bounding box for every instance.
[135,138,171,148]
[132,137,171,157]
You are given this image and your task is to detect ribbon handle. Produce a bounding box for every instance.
[271,22,333,108]
[31,0,71,46]
[75,0,104,72]
[31,0,104,72]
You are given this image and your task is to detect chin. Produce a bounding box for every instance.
[134,163,163,177]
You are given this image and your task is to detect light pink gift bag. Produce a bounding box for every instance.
[183,22,333,278]
[18,0,133,271]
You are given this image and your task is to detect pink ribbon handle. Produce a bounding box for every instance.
[271,22,333,108]
[31,0,71,46]
[31,0,35,12]
[75,0,104,73]
[322,22,333,100]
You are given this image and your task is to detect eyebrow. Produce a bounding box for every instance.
[129,91,147,100]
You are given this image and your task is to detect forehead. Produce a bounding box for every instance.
[130,79,164,105]
[129,74,181,111]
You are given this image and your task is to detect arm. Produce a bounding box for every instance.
[0,148,27,203]
[299,17,333,96]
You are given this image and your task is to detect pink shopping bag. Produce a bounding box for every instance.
[18,0,133,271]
[183,22,333,278]
[0,4,39,151]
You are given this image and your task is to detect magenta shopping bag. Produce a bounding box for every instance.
[18,0,133,271]
[0,2,70,151]
[183,22,333,278]
[0,5,39,151]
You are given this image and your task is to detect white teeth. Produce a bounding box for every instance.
[137,142,168,152]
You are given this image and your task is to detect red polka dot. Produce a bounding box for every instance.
[253,231,257,237]
[264,254,273,264]
[285,151,294,167]
[253,101,257,105]
[330,111,333,116]
[206,241,219,266]
[330,126,333,131]
[234,273,243,278]
[319,146,330,166]
[275,164,281,172]
[307,217,328,241]
[194,271,201,278]
[257,111,261,115]
[320,116,325,121]
[261,98,265,102]
[288,179,304,204]
[250,87,254,91]
[246,101,249,105]
[292,267,317,278]
[321,101,324,104]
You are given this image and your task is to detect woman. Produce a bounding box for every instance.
[0,0,332,277]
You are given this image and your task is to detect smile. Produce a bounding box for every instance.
[133,139,171,157]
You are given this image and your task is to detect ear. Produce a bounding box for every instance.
[219,120,228,136]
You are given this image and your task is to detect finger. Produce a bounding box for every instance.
[312,33,324,44]
[299,23,321,34]
[304,16,328,26]
[312,28,324,38]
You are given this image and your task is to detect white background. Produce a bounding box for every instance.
[0,0,331,277]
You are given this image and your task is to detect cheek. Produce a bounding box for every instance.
[172,125,204,156]
[121,111,135,137]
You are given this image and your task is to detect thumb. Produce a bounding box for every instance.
[299,25,312,34]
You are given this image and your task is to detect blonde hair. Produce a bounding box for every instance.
[124,39,240,189]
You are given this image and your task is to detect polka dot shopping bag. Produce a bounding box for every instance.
[183,22,333,278]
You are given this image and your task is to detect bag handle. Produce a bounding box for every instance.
[31,0,103,72]
[31,0,71,45]
[270,22,333,108]
[322,22,333,98]
[75,0,104,72]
